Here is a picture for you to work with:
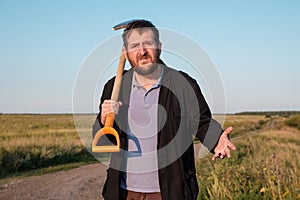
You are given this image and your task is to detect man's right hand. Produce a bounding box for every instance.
[101,100,123,125]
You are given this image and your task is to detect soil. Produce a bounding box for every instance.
[0,163,107,200]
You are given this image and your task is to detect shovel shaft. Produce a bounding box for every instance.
[111,53,126,101]
[104,53,126,127]
[104,53,125,128]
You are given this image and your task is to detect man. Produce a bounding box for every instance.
[93,19,236,200]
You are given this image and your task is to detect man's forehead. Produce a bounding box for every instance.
[126,28,155,41]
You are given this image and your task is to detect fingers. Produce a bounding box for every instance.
[212,128,236,161]
[212,151,226,161]
[222,127,236,151]
[100,100,122,124]
[212,146,232,161]
[227,141,236,150]
[223,126,233,136]
[212,153,219,161]
[224,146,231,158]
[102,100,122,113]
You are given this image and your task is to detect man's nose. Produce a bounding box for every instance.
[139,44,147,55]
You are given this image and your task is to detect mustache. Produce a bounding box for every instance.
[138,54,151,60]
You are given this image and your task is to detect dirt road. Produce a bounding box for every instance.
[0,143,213,200]
[0,163,107,200]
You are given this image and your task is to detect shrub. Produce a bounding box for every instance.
[285,115,300,130]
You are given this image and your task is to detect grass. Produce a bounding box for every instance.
[196,115,300,200]
[0,114,97,178]
[285,114,300,130]
[221,114,269,138]
[1,114,300,199]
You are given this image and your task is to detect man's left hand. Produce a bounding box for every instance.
[212,127,236,161]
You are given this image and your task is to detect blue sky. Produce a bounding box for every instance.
[0,0,299,114]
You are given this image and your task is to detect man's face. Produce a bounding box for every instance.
[124,29,161,76]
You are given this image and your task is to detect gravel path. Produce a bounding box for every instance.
[0,163,107,200]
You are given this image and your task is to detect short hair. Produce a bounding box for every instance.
[122,20,160,49]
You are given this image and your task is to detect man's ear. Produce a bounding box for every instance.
[122,45,128,60]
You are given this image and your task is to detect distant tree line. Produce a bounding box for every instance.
[235,111,300,118]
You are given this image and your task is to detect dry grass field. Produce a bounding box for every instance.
[196,114,300,200]
[0,113,299,199]
[0,114,96,177]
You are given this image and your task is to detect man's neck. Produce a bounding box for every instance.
[134,65,162,90]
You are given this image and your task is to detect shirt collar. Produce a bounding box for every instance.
[132,65,164,89]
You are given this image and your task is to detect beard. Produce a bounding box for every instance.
[133,62,160,76]
[127,49,161,76]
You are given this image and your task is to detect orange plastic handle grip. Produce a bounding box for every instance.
[92,127,120,152]
[92,112,120,152]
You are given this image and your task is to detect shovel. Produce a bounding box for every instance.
[92,19,139,153]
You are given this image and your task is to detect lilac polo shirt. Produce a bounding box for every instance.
[121,69,163,193]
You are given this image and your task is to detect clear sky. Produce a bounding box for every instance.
[0,0,299,114]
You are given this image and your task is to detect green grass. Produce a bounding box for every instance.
[196,115,300,200]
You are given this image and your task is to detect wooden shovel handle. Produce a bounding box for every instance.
[104,53,125,128]
[111,53,126,101]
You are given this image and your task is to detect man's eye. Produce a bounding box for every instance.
[144,42,155,47]
[130,44,139,49]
